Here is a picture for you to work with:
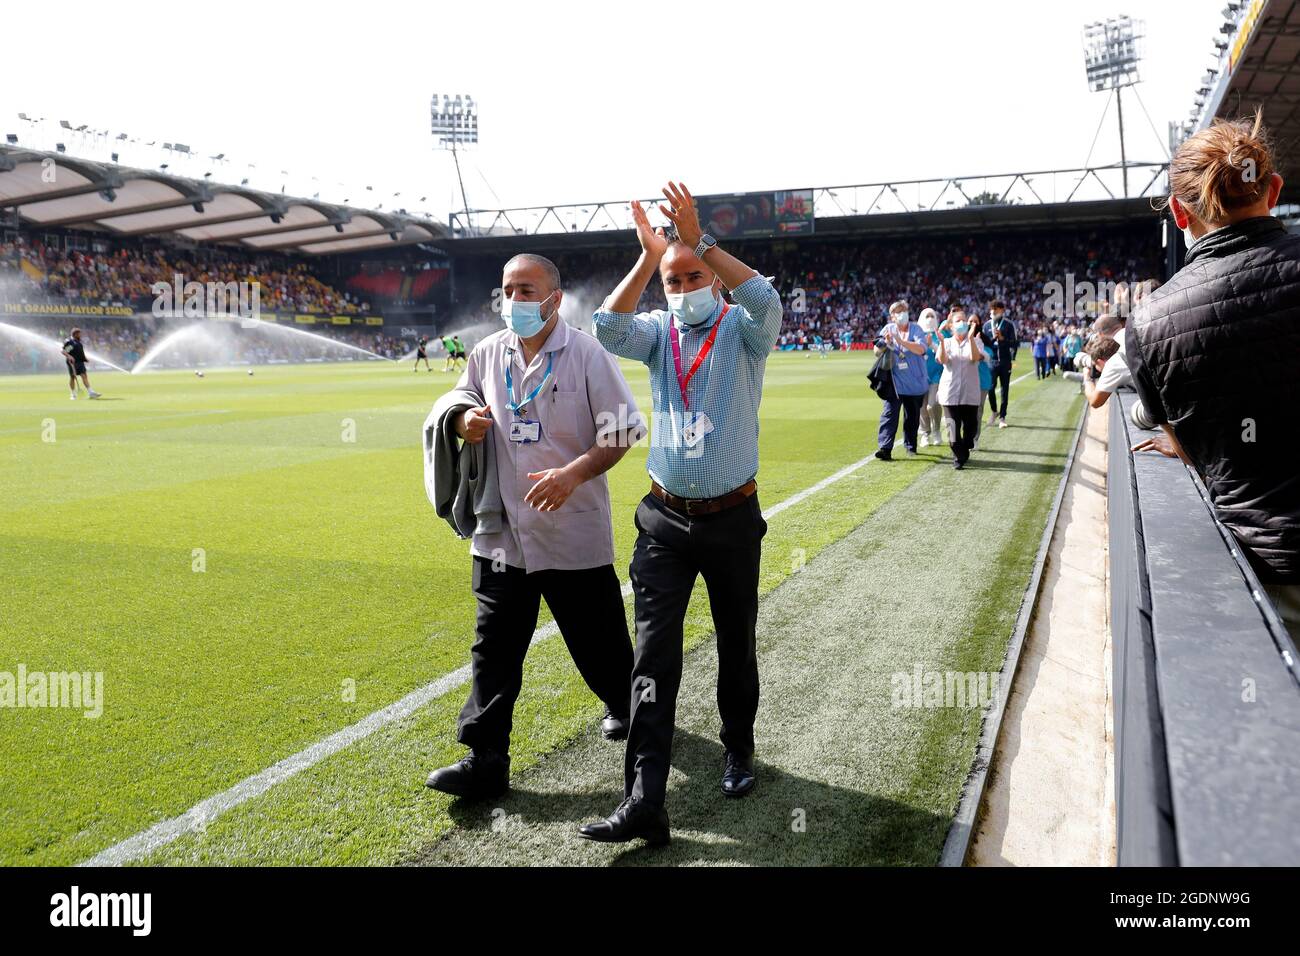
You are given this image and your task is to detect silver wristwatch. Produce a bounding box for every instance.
[694,233,717,258]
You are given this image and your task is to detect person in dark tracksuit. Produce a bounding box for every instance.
[981,300,1018,426]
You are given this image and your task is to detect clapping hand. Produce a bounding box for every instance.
[631,200,668,262]
[658,181,702,250]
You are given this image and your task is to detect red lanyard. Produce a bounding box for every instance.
[669,304,728,411]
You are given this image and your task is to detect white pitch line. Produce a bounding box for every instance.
[81,372,1051,866]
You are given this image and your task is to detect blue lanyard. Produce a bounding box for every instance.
[504,351,553,416]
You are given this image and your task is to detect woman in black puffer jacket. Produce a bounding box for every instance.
[1127,111,1300,636]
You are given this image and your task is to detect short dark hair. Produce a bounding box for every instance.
[990,299,1006,311]
[1084,336,1120,363]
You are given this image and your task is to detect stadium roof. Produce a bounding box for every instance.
[0,146,448,255]
[1197,0,1300,187]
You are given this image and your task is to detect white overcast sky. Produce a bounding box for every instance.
[2,0,1227,221]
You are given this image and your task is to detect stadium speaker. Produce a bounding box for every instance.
[5,134,17,144]
[56,142,66,153]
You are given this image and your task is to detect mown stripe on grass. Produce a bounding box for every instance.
[81,452,893,866]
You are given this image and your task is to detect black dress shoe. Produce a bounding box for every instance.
[721,751,756,798]
[424,748,509,799]
[874,449,892,461]
[601,709,629,741]
[577,797,670,846]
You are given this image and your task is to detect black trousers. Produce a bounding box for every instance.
[456,556,633,755]
[944,404,980,465]
[877,392,925,454]
[625,491,767,806]
[990,366,1012,418]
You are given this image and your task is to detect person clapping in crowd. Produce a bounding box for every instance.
[936,309,988,470]
[918,308,945,448]
[873,300,930,460]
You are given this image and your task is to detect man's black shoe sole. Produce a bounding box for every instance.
[577,827,670,846]
[424,777,509,800]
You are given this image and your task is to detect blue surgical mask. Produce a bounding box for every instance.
[954,322,969,336]
[502,291,555,338]
[666,284,718,327]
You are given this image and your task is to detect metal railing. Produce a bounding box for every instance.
[448,162,1170,238]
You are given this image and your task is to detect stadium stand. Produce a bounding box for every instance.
[1,234,369,314]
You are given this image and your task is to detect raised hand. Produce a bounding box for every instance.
[631,200,668,262]
[658,181,702,250]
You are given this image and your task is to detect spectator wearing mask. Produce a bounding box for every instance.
[873,300,929,460]
[1063,327,1083,368]
[918,308,945,447]
[1128,112,1300,637]
[936,310,988,470]
[974,316,993,449]
[981,299,1017,427]
[1031,331,1049,379]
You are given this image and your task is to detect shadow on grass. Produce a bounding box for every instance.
[424,730,948,866]
[959,458,1064,475]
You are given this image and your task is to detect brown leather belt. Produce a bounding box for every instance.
[650,479,756,516]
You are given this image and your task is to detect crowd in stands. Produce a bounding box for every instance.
[761,229,1160,349]
[0,236,369,315]
[468,227,1162,350]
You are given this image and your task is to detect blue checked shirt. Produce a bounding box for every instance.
[594,274,783,498]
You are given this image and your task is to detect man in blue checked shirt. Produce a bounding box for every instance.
[578,181,782,847]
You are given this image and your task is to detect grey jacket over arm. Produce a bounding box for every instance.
[422,386,504,539]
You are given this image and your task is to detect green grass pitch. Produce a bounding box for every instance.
[0,351,1080,865]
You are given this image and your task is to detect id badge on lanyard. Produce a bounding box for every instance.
[670,305,727,447]
[505,351,552,444]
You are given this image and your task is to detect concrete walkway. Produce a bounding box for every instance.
[970,403,1116,866]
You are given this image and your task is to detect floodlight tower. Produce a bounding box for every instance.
[1083,16,1145,198]
[431,93,479,235]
